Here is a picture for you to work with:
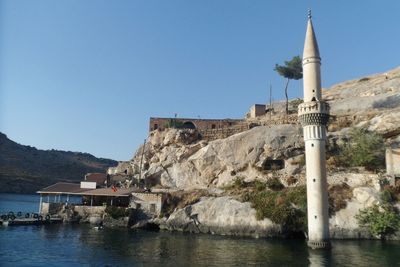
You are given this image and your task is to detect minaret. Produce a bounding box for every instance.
[298,11,330,249]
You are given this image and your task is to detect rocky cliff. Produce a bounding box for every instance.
[113,67,400,239]
[0,132,117,193]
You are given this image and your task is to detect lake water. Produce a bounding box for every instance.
[0,193,399,267]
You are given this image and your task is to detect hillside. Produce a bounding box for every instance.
[0,132,117,194]
[106,67,400,239]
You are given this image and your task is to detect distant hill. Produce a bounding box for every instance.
[0,132,117,194]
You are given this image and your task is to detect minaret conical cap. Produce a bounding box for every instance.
[303,17,320,59]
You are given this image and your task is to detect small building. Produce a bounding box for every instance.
[37,182,142,215]
[130,192,165,216]
[386,147,400,186]
[247,104,266,118]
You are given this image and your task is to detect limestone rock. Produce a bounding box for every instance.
[127,125,304,190]
[329,186,380,239]
[161,196,281,237]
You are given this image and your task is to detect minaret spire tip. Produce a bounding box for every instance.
[308,9,312,19]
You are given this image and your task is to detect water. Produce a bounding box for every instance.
[1,194,400,266]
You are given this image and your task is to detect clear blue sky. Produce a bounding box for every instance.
[1,1,399,161]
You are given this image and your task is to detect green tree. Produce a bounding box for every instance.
[274,56,303,114]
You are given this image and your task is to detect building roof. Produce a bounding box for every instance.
[85,173,107,186]
[37,182,143,197]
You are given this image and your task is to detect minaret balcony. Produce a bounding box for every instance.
[298,101,330,126]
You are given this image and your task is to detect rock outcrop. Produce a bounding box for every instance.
[159,196,281,238]
[111,67,400,239]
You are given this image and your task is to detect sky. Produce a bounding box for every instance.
[1,1,399,161]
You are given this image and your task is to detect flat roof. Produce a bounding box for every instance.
[37,182,143,197]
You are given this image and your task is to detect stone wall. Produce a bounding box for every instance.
[386,147,400,185]
[40,202,64,215]
[149,117,243,132]
[131,192,164,216]
[198,124,251,141]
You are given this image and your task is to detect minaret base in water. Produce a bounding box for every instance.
[298,11,331,249]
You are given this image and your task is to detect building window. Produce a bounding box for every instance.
[150,203,156,213]
[154,124,158,130]
[211,124,216,129]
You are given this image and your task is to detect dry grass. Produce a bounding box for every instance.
[160,190,210,217]
[328,183,353,216]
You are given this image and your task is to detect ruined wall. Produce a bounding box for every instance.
[386,147,400,185]
[149,117,243,132]
[131,192,164,216]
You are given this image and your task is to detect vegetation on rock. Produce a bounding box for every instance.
[105,206,129,219]
[242,185,307,233]
[266,177,285,191]
[161,190,210,218]
[328,183,353,215]
[356,204,400,239]
[224,177,307,233]
[332,127,385,170]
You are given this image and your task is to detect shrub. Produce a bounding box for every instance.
[253,180,267,191]
[338,127,385,170]
[328,183,353,215]
[247,186,307,233]
[382,185,400,202]
[356,204,400,239]
[380,189,394,204]
[160,190,209,218]
[105,206,129,219]
[232,176,246,188]
[266,177,285,191]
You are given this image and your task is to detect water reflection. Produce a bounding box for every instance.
[3,193,400,266]
[308,249,332,267]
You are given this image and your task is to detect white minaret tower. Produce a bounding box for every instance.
[298,11,331,249]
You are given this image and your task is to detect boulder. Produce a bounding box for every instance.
[161,196,281,238]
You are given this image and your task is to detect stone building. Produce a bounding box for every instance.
[386,147,400,185]
[130,192,164,216]
[149,117,243,132]
[247,104,266,118]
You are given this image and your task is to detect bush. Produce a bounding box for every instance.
[380,189,394,204]
[247,186,307,233]
[233,176,246,188]
[382,185,400,202]
[338,128,385,170]
[266,177,285,191]
[328,183,353,215]
[160,190,208,218]
[253,180,267,191]
[105,206,129,219]
[356,204,400,239]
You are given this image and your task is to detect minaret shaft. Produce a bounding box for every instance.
[298,15,330,249]
[303,61,322,101]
